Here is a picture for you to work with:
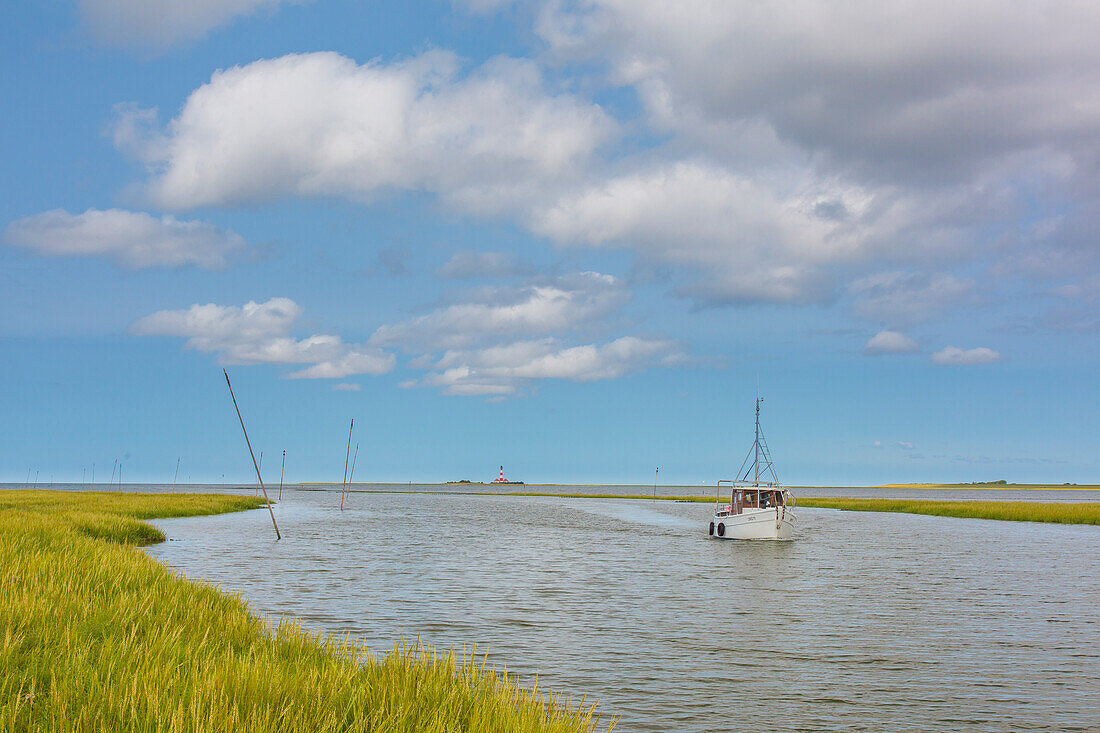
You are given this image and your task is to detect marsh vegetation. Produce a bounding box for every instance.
[0,490,605,732]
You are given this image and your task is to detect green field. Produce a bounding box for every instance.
[796,497,1100,524]
[0,490,605,732]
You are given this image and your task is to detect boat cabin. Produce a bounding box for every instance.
[716,486,786,516]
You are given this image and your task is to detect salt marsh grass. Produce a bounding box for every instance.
[490,491,1099,525]
[797,498,1100,525]
[0,490,606,732]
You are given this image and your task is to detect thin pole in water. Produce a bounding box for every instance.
[173,457,180,486]
[654,466,659,503]
[223,369,281,540]
[340,419,354,511]
[346,443,359,505]
[279,449,285,502]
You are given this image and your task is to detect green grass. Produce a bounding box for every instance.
[797,497,1100,525]
[0,490,607,732]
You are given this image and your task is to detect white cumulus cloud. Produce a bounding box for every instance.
[418,336,684,396]
[930,346,1002,365]
[4,208,245,269]
[370,271,627,350]
[130,298,394,378]
[114,51,614,211]
[530,161,881,304]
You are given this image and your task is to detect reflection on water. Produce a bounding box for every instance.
[145,490,1099,732]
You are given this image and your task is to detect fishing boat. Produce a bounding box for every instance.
[708,397,795,540]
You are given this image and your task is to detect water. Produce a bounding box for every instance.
[142,489,1100,731]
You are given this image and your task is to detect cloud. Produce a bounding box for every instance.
[530,161,880,304]
[435,251,533,279]
[863,330,919,355]
[539,1,1100,187]
[332,383,361,391]
[849,271,973,327]
[114,51,614,211]
[80,0,299,48]
[416,336,684,396]
[4,208,245,269]
[370,271,627,350]
[130,298,394,378]
[930,345,1002,365]
[532,0,1100,311]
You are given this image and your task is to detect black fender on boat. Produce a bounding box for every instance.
[709,521,714,535]
[717,523,725,537]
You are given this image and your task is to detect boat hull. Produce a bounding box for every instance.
[709,507,794,540]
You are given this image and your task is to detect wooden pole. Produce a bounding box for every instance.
[346,443,359,506]
[279,450,285,502]
[223,369,281,540]
[340,419,354,511]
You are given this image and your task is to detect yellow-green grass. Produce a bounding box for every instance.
[452,491,1100,525]
[0,490,606,732]
[876,482,1100,490]
[796,497,1100,525]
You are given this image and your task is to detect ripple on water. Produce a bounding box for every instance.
[146,490,1100,732]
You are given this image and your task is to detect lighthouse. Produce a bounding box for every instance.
[491,465,523,485]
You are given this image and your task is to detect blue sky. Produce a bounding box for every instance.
[2,0,1098,485]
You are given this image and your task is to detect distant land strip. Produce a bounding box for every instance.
[796,498,1100,525]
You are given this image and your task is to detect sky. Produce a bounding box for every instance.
[2,0,1098,486]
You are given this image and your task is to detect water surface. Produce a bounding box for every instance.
[143,490,1099,731]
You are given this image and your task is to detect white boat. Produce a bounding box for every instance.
[708,397,795,540]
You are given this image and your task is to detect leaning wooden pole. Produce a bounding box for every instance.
[223,369,281,540]
[346,443,359,505]
[340,419,354,511]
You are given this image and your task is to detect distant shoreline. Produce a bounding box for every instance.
[292,481,1100,491]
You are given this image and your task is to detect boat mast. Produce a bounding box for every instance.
[754,397,762,486]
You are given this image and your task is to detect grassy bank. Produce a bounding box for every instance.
[0,490,605,732]
[470,491,1100,525]
[797,498,1100,525]
[876,482,1100,490]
